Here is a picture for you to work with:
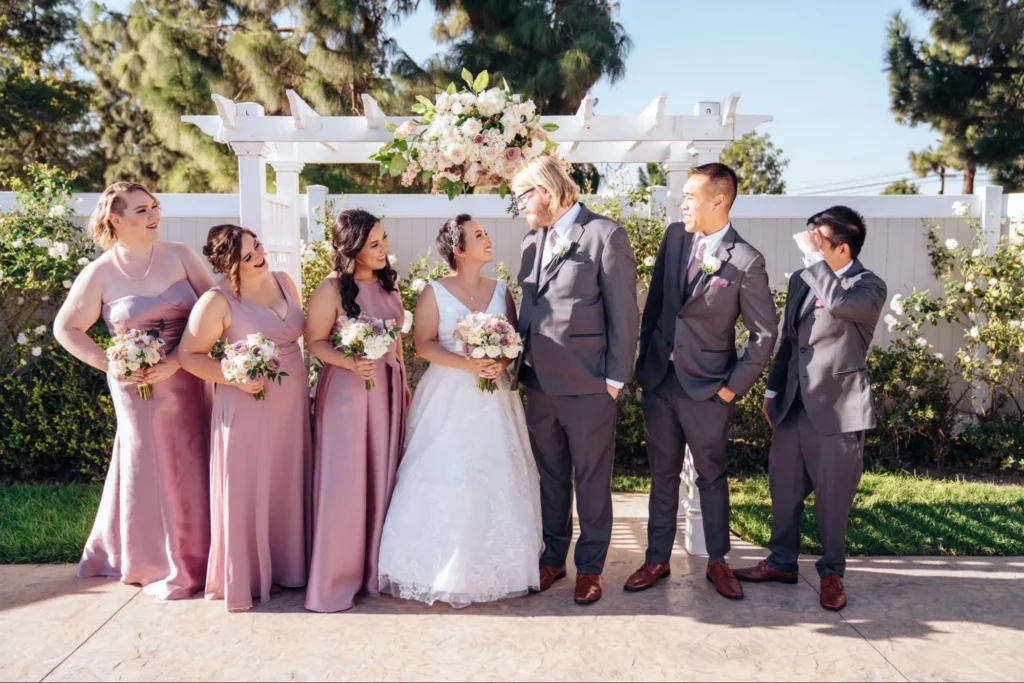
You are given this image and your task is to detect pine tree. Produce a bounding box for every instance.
[77,0,418,192]
[882,179,920,195]
[0,0,100,188]
[885,0,1024,193]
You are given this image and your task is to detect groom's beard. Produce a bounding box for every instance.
[526,207,556,230]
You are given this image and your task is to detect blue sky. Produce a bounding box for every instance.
[388,0,986,195]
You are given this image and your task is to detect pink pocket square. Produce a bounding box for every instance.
[710,276,730,288]
[814,299,824,309]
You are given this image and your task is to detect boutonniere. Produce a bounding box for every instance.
[709,275,730,289]
[553,235,572,259]
[699,253,722,275]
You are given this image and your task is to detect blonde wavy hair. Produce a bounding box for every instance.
[88,182,159,250]
[511,156,579,213]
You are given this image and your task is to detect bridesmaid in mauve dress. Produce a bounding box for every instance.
[54,182,215,600]
[304,209,410,612]
[178,224,312,613]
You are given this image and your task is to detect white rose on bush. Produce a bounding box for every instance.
[945,238,959,250]
[952,201,970,217]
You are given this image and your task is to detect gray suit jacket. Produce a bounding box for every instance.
[766,260,887,434]
[635,222,777,400]
[513,204,639,396]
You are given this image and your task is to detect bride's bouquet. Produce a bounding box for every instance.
[452,313,523,393]
[105,325,167,400]
[218,333,288,401]
[331,314,403,390]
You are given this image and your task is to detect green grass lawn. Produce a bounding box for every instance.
[3,473,1023,563]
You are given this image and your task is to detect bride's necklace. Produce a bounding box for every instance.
[113,242,156,281]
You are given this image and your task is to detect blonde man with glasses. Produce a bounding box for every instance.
[510,156,639,606]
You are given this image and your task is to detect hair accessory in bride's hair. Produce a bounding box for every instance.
[444,219,461,249]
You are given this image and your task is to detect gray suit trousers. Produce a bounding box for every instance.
[642,366,735,562]
[522,367,617,575]
[767,394,864,577]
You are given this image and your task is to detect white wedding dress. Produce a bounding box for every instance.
[378,279,542,608]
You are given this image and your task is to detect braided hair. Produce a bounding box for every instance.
[203,224,255,300]
[331,209,397,318]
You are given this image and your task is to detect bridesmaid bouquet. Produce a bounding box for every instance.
[218,333,288,401]
[330,313,402,390]
[452,313,523,393]
[105,325,167,400]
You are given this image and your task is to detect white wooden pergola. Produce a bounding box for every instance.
[182,90,772,556]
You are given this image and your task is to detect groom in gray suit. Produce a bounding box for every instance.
[735,206,886,612]
[511,156,638,606]
[631,163,777,600]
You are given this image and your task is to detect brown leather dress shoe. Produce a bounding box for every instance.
[530,564,567,593]
[734,560,799,584]
[574,574,603,605]
[624,562,671,592]
[820,574,848,611]
[705,561,744,600]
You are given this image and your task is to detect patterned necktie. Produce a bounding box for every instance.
[687,236,706,284]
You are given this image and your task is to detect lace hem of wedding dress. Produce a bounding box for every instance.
[379,575,540,610]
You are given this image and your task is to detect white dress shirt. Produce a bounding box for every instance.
[764,253,855,399]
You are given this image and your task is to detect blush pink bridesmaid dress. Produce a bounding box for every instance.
[305,280,407,612]
[204,271,313,612]
[77,279,212,600]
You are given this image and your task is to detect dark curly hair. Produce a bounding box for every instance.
[203,224,256,300]
[331,209,397,318]
[436,214,473,270]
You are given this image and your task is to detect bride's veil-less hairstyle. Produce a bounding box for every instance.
[435,214,473,270]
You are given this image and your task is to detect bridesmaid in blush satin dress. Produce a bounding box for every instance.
[303,209,410,613]
[54,182,215,600]
[178,224,312,613]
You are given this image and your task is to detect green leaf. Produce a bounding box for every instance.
[542,123,559,132]
[379,162,389,176]
[499,182,508,198]
[415,95,434,109]
[473,71,489,93]
[389,155,408,175]
[462,68,474,89]
[411,103,426,115]
[419,170,432,183]
[422,111,435,124]
[384,121,397,133]
[396,139,408,152]
[446,82,457,95]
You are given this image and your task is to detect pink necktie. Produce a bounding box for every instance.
[687,237,706,284]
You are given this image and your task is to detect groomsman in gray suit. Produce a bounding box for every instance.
[734,206,886,612]
[631,163,777,600]
[511,156,639,606]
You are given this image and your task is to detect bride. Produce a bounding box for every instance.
[378,214,542,608]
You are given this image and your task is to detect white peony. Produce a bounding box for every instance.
[435,93,451,113]
[410,278,427,294]
[33,237,52,248]
[451,101,465,116]
[484,345,502,359]
[461,118,483,137]
[17,333,28,345]
[945,238,959,250]
[505,344,522,358]
[643,255,656,267]
[952,201,970,217]
[459,92,477,108]
[446,143,468,165]
[31,346,42,357]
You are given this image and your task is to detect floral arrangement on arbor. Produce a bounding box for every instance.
[371,70,560,203]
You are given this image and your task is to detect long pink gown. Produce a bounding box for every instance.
[77,279,212,600]
[305,280,407,612]
[204,271,313,612]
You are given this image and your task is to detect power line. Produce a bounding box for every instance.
[789,170,917,193]
[794,172,992,196]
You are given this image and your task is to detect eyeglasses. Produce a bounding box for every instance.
[515,188,536,207]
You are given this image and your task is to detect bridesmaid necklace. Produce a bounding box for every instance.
[113,242,156,281]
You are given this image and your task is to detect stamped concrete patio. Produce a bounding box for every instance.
[3,493,1023,682]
